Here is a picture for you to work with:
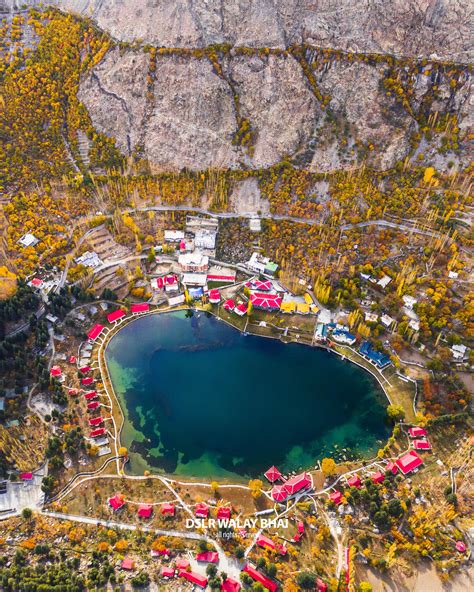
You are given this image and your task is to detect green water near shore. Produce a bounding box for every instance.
[105,310,390,480]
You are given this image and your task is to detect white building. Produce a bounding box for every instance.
[402,295,417,309]
[18,233,39,248]
[451,344,468,361]
[195,230,216,250]
[178,252,209,273]
[381,314,395,328]
[168,294,185,307]
[247,252,278,276]
[409,319,420,332]
[164,230,185,243]
[75,251,103,269]
[365,312,379,323]
[377,275,392,289]
[182,273,207,287]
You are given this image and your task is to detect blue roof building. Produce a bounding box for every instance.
[360,341,391,369]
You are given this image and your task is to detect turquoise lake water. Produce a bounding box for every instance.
[105,310,390,480]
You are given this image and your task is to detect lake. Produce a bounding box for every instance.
[105,310,390,480]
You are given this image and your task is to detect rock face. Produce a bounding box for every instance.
[2,0,471,62]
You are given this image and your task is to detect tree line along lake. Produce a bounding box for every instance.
[105,310,391,480]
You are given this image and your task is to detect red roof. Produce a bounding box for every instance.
[217,506,231,519]
[221,577,241,592]
[107,309,126,323]
[196,551,219,563]
[250,292,282,310]
[68,388,79,396]
[81,376,94,386]
[297,521,305,533]
[386,461,398,474]
[165,274,177,285]
[31,278,43,287]
[20,472,33,480]
[283,472,312,495]
[242,565,277,592]
[253,279,272,291]
[178,570,207,588]
[371,471,385,484]
[79,365,91,374]
[160,566,175,577]
[161,503,175,516]
[329,491,343,505]
[293,533,302,542]
[156,277,164,289]
[175,558,189,570]
[316,578,328,592]
[151,548,171,557]
[121,558,134,570]
[456,541,467,553]
[137,504,153,518]
[68,355,76,363]
[271,485,288,502]
[195,502,209,518]
[87,324,104,341]
[84,390,98,400]
[87,401,100,410]
[208,289,221,302]
[257,534,276,550]
[235,302,248,314]
[108,494,125,511]
[396,451,423,475]
[90,427,105,437]
[207,274,235,282]
[413,438,431,450]
[223,298,235,311]
[89,416,104,427]
[264,465,282,483]
[347,474,361,489]
[50,366,62,377]
[131,303,149,313]
[408,426,427,438]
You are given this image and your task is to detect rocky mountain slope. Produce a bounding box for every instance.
[2,0,472,173]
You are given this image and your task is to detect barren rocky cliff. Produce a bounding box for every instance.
[2,0,472,173]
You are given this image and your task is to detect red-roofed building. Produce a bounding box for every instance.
[316,578,328,592]
[161,503,175,516]
[208,289,221,304]
[81,376,94,386]
[386,461,398,475]
[412,438,431,450]
[20,472,33,481]
[87,401,100,410]
[297,521,305,533]
[347,474,361,489]
[137,504,153,518]
[264,465,282,483]
[221,577,241,592]
[164,274,177,286]
[160,566,175,578]
[242,565,277,592]
[50,366,62,378]
[87,324,105,342]
[175,558,189,570]
[108,494,125,511]
[396,451,423,475]
[84,390,98,400]
[89,416,104,427]
[90,427,106,438]
[271,485,288,502]
[196,551,219,563]
[283,472,312,495]
[408,426,427,438]
[68,388,79,396]
[30,278,44,288]
[207,274,236,283]
[152,548,171,557]
[293,533,302,542]
[257,534,276,551]
[235,302,248,316]
[179,570,208,588]
[68,355,76,364]
[121,558,135,571]
[371,471,385,484]
[223,299,235,311]
[329,491,343,505]
[455,541,467,553]
[195,502,209,518]
[131,303,150,314]
[79,365,91,374]
[250,292,282,310]
[217,506,231,519]
[252,279,272,291]
[107,309,126,323]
